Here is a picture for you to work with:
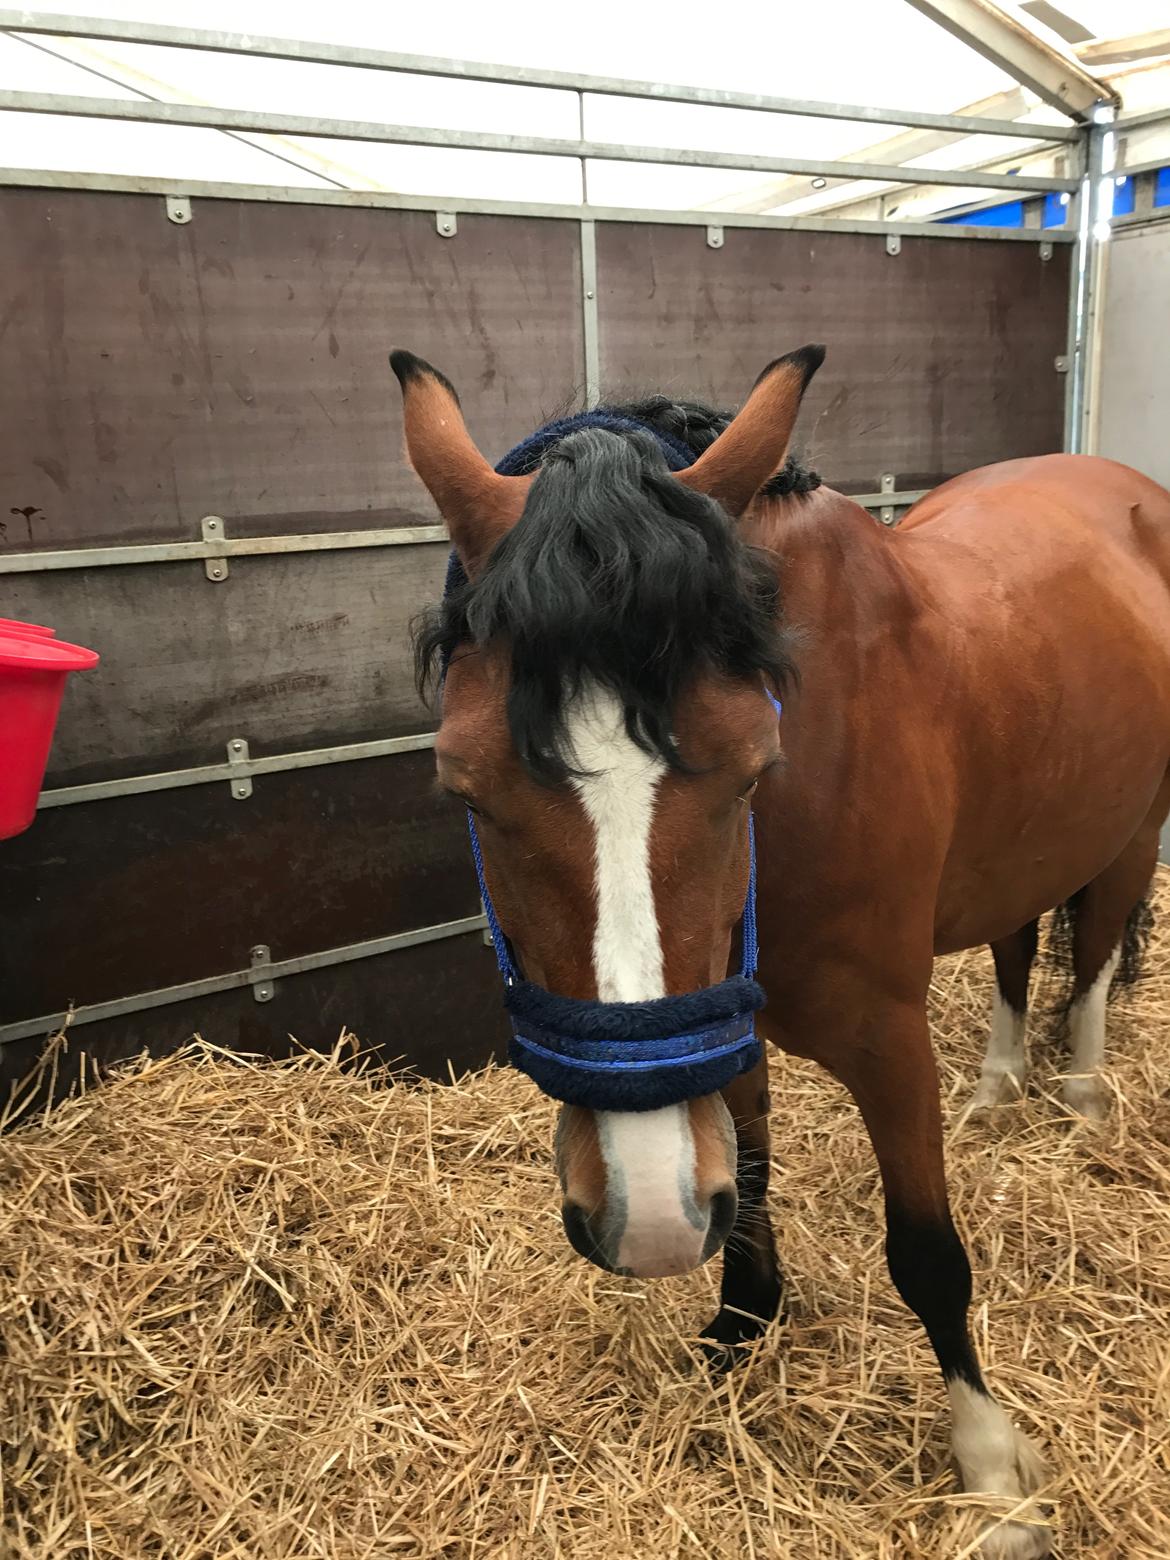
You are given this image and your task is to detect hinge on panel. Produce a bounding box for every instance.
[202,515,228,581]
[879,472,897,527]
[1040,241,1054,262]
[886,234,901,257]
[250,944,276,1003]
[436,211,457,238]
[166,195,192,225]
[706,225,724,249]
[228,738,252,800]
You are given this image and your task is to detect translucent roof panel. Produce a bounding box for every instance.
[0,0,1030,202]
[1,1,1166,208]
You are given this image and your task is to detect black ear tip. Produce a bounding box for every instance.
[785,343,826,386]
[754,343,826,392]
[390,348,427,387]
[390,349,461,406]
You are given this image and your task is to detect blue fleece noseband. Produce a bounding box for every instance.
[447,411,776,1113]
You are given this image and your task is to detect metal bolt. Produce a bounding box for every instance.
[210,565,224,579]
[206,519,219,532]
[235,784,249,797]
[231,741,243,753]
[585,290,595,299]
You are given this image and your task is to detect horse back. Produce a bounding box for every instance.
[900,453,1170,582]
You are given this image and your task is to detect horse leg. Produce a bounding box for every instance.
[828,998,1049,1559]
[701,1056,784,1369]
[969,920,1040,1108]
[1061,779,1168,1119]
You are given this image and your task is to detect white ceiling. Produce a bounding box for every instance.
[0,0,1166,209]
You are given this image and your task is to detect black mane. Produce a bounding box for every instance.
[415,397,812,784]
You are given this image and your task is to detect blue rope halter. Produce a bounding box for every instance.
[446,411,778,1113]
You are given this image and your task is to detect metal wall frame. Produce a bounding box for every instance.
[0,167,1077,243]
[0,914,487,1045]
[0,90,1079,195]
[0,10,1083,140]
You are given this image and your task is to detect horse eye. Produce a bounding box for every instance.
[442,786,482,816]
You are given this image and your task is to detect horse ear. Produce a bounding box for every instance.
[677,345,825,517]
[390,350,532,576]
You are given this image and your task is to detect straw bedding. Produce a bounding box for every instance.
[2,872,1168,1560]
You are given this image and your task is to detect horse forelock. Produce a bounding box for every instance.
[415,403,798,784]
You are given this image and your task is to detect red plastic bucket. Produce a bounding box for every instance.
[0,617,55,638]
[0,632,99,840]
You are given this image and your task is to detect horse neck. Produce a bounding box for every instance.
[743,485,912,619]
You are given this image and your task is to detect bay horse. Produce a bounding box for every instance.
[391,345,1170,1560]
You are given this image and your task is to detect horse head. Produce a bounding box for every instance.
[393,344,822,1278]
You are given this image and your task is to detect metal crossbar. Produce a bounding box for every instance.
[0,11,1081,142]
[0,91,1079,193]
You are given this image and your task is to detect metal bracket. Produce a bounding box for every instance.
[250,944,276,1003]
[436,211,457,238]
[879,472,897,526]
[228,738,252,800]
[165,195,191,225]
[886,234,901,257]
[202,515,228,581]
[706,225,724,249]
[1039,240,1053,262]
[1054,355,1069,374]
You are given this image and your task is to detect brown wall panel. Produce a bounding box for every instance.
[595,224,1070,489]
[0,187,1074,1114]
[6,543,449,784]
[0,752,473,1024]
[0,931,511,1116]
[0,190,584,551]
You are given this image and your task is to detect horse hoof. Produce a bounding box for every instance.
[969,1069,1025,1110]
[973,1516,1051,1559]
[698,1336,745,1375]
[699,1303,780,1373]
[1062,1076,1107,1121]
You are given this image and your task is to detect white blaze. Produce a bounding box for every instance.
[566,686,703,1276]
[568,685,667,1003]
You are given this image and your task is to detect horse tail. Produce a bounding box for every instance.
[1114,893,1156,990]
[1044,885,1155,1001]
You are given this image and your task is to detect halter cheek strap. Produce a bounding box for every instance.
[468,806,762,988]
[465,690,781,1113]
[444,411,781,1112]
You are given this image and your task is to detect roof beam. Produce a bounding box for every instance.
[904,0,1116,120]
[701,87,1035,214]
[0,92,1079,192]
[0,9,1080,141]
[1077,29,1170,69]
[770,136,1068,220]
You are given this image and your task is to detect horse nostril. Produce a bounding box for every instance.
[706,1186,739,1254]
[562,1201,612,1271]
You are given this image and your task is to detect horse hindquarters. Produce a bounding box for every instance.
[1055,773,1168,1119]
[970,772,1168,1120]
